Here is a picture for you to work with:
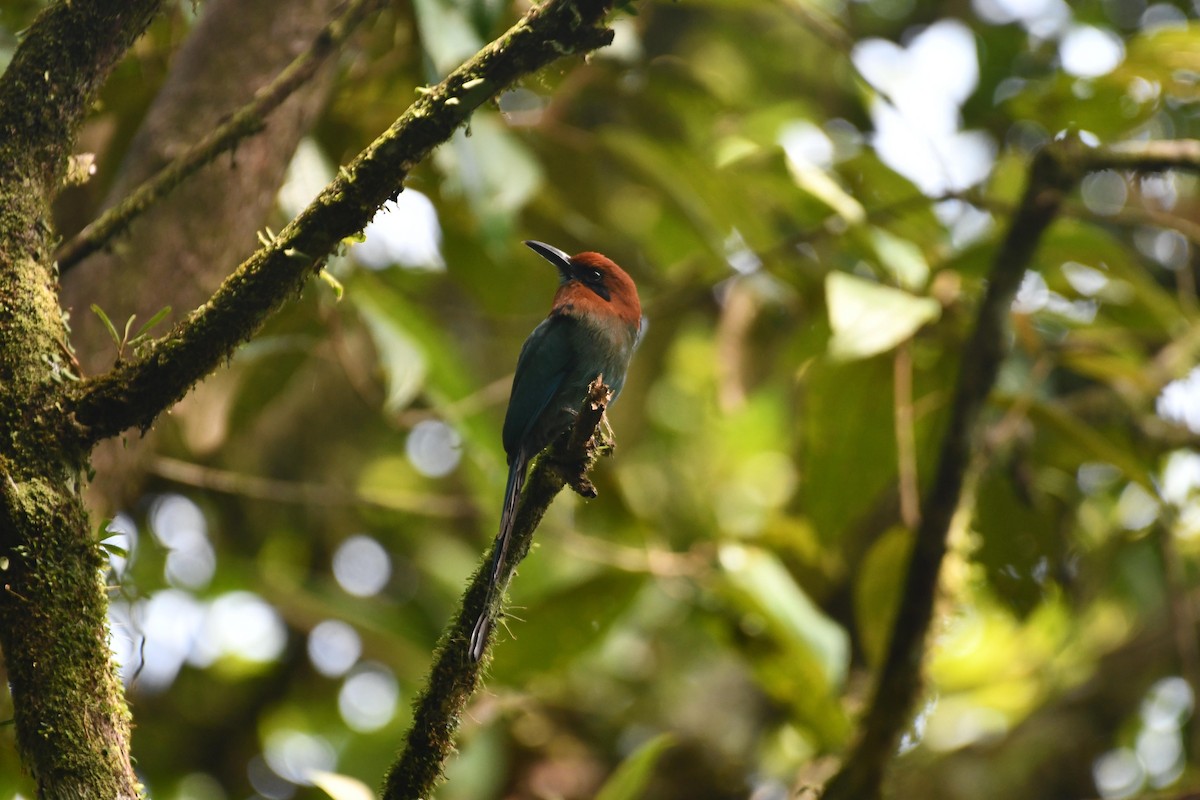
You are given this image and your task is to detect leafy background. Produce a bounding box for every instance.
[4,0,1200,798]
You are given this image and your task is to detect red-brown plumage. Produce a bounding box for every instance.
[551,251,642,327]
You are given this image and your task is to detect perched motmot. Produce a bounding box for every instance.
[469,240,642,660]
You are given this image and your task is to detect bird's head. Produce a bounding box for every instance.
[524,240,641,325]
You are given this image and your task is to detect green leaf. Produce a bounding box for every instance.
[99,539,128,560]
[854,527,913,668]
[785,151,865,225]
[90,304,120,346]
[974,458,1063,616]
[411,0,484,76]
[716,544,853,747]
[347,272,497,464]
[719,544,848,685]
[134,305,172,339]
[801,356,898,543]
[121,313,137,344]
[1026,400,1154,492]
[868,226,930,291]
[1037,220,1184,335]
[1119,23,1200,103]
[826,272,940,360]
[354,294,427,412]
[433,115,543,244]
[318,268,345,300]
[594,734,675,800]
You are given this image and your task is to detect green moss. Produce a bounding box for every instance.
[0,1,163,796]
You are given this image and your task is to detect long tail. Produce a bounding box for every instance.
[489,452,528,587]
[470,453,528,661]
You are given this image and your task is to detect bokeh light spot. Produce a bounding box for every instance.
[264,729,336,786]
[149,494,216,589]
[202,592,287,664]
[332,535,392,597]
[356,191,445,271]
[307,619,362,677]
[1060,25,1125,78]
[405,419,462,478]
[1094,747,1144,799]
[1157,368,1200,434]
[1080,170,1128,217]
[339,663,399,732]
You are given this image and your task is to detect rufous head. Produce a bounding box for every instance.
[524,240,641,325]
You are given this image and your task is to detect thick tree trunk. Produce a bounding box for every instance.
[0,4,162,796]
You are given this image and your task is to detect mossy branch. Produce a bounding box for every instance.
[0,0,163,196]
[381,379,613,800]
[65,0,616,446]
[55,0,385,274]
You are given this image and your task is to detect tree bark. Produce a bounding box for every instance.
[0,3,162,796]
[60,0,346,513]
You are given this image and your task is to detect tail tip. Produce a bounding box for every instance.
[469,614,490,662]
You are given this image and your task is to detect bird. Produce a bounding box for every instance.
[469,240,642,661]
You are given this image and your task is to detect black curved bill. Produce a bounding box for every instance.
[524,239,573,281]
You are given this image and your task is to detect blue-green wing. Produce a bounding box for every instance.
[502,315,574,459]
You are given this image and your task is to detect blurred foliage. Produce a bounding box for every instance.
[5,0,1200,799]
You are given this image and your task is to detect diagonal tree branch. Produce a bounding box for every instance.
[54,0,385,274]
[382,380,613,800]
[820,139,1085,800]
[1084,138,1200,172]
[823,137,1200,800]
[65,0,617,447]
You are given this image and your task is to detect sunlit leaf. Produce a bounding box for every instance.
[826,272,940,360]
[1119,23,1200,102]
[868,226,930,290]
[719,544,848,685]
[411,0,483,76]
[716,545,853,747]
[309,770,376,800]
[785,152,865,225]
[354,293,428,412]
[433,114,542,246]
[319,269,345,301]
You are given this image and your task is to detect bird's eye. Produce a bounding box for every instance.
[584,268,603,285]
